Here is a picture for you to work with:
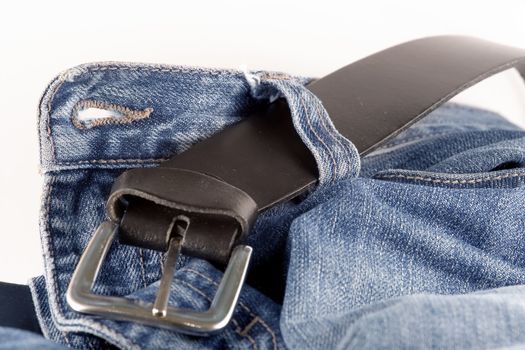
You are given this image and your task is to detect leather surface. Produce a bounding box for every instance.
[112,36,525,262]
[107,168,257,263]
[307,36,525,154]
[0,282,41,334]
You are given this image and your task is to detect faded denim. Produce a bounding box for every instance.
[3,63,525,349]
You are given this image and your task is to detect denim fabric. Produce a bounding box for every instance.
[20,62,525,349]
[0,327,69,350]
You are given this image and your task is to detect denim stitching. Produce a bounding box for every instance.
[38,75,60,167]
[71,100,154,129]
[138,248,147,289]
[239,316,261,336]
[184,268,278,350]
[301,95,337,177]
[41,181,141,350]
[313,100,348,157]
[41,182,70,344]
[56,158,169,166]
[88,64,243,76]
[259,72,293,80]
[375,172,525,184]
[298,93,337,181]
[287,80,358,183]
[177,279,258,350]
[28,282,52,339]
[45,76,67,164]
[42,158,168,173]
[312,97,356,179]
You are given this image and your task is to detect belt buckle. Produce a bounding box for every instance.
[66,221,252,335]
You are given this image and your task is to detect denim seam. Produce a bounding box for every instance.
[44,76,66,164]
[87,64,244,76]
[312,97,353,159]
[43,158,168,171]
[184,268,278,350]
[313,100,349,158]
[40,180,141,350]
[299,94,337,180]
[28,282,52,340]
[375,172,525,184]
[38,74,59,167]
[310,97,345,177]
[177,278,259,350]
[63,158,168,165]
[40,181,69,345]
[239,316,261,336]
[296,84,357,182]
[138,248,147,289]
[313,99,357,179]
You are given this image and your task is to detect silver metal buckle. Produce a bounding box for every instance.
[66,221,252,335]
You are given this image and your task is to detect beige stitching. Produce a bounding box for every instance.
[375,172,525,184]
[232,323,257,350]
[260,72,292,80]
[71,100,153,129]
[56,157,169,166]
[177,279,258,350]
[88,65,239,76]
[184,268,278,350]
[239,316,261,336]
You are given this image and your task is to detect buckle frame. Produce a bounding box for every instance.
[66,221,252,335]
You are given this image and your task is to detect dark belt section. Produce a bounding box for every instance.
[0,282,41,334]
[110,36,525,264]
[4,36,525,334]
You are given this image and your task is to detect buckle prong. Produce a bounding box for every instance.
[66,221,252,335]
[152,235,182,317]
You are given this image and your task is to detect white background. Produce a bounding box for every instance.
[1,1,525,283]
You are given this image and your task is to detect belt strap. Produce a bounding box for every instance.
[0,282,41,334]
[111,36,525,264]
[12,36,525,335]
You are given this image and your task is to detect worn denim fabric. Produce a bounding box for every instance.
[0,327,69,350]
[17,63,525,349]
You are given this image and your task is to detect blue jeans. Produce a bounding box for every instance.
[3,63,525,349]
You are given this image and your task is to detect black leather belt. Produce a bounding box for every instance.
[4,36,525,335]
